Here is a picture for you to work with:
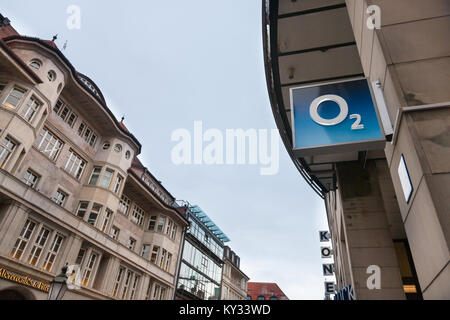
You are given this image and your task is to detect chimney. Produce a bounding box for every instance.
[0,14,11,27]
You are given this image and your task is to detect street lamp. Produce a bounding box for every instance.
[48,263,68,300]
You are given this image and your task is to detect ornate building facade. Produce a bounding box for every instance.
[0,15,189,300]
[221,246,249,300]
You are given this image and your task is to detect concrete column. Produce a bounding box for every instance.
[336,160,405,299]
[0,202,29,256]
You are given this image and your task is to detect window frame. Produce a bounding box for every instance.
[20,96,41,123]
[22,169,40,188]
[88,166,102,185]
[9,219,37,260]
[35,128,63,161]
[52,189,68,207]
[64,149,87,180]
[0,136,17,169]
[3,86,26,109]
[41,233,64,272]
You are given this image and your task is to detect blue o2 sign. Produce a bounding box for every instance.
[290,78,385,156]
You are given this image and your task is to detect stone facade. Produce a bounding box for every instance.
[221,246,249,300]
[0,19,189,300]
[263,0,449,299]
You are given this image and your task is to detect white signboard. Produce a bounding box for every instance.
[398,154,413,203]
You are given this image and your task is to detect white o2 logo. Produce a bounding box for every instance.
[309,94,364,130]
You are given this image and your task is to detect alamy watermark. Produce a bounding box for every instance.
[366,5,381,30]
[366,265,381,290]
[171,121,280,175]
[67,5,81,30]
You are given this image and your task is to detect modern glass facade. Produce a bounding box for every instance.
[187,217,223,259]
[175,205,228,300]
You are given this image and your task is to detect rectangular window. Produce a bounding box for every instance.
[110,226,120,240]
[101,209,113,233]
[113,267,125,297]
[201,256,208,269]
[100,168,114,189]
[121,270,132,300]
[129,275,140,300]
[67,112,78,127]
[35,128,63,161]
[118,195,131,215]
[76,201,89,218]
[21,96,41,122]
[52,189,67,206]
[148,216,157,231]
[141,244,151,259]
[41,234,64,272]
[159,287,167,300]
[131,204,144,226]
[157,216,166,233]
[75,248,86,265]
[128,238,136,251]
[88,167,102,185]
[89,134,97,147]
[145,283,152,300]
[27,227,50,266]
[59,106,70,121]
[0,137,16,169]
[77,123,86,136]
[81,252,97,286]
[166,219,173,235]
[53,100,63,114]
[83,127,92,142]
[22,169,39,188]
[165,253,172,272]
[153,283,167,300]
[3,87,25,109]
[10,220,36,260]
[113,174,123,194]
[150,246,160,264]
[87,203,102,226]
[64,150,86,180]
[159,249,167,269]
[171,224,177,240]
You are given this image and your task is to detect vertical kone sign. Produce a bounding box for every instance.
[320,231,335,299]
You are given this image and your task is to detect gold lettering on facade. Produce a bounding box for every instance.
[0,266,50,293]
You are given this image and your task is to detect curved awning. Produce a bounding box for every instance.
[262,0,371,197]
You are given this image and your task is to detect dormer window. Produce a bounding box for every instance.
[29,59,41,70]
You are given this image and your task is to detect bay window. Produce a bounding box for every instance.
[20,96,41,123]
[0,137,17,169]
[3,87,25,109]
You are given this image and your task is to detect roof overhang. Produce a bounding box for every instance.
[0,38,42,84]
[262,0,381,198]
[3,36,142,154]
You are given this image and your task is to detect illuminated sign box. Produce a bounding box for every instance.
[290,78,386,156]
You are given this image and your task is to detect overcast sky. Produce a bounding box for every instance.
[2,0,332,299]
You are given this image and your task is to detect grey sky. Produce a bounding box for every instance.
[2,0,331,299]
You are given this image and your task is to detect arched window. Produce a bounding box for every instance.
[114,144,122,153]
[47,70,56,82]
[257,296,265,300]
[29,59,41,70]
